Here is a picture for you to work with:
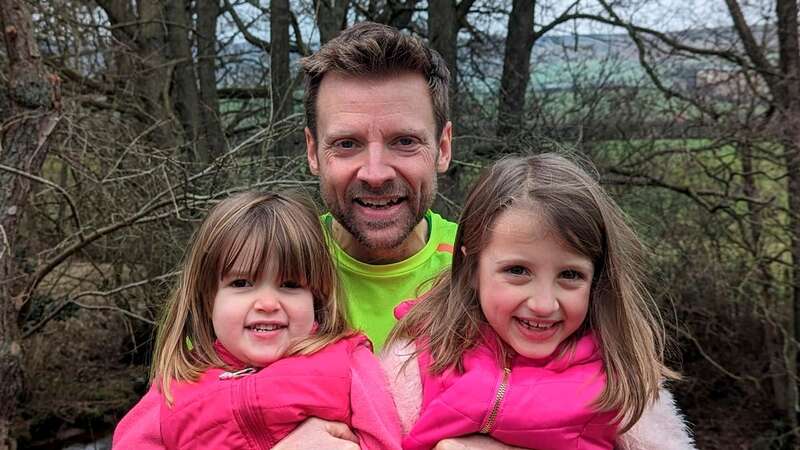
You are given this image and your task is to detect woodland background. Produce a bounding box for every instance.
[2,0,800,448]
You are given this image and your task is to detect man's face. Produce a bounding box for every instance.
[306,71,452,253]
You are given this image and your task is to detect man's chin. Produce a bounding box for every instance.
[355,226,410,250]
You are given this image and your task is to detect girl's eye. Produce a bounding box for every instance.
[230,279,251,288]
[560,269,584,280]
[505,265,529,276]
[280,280,301,289]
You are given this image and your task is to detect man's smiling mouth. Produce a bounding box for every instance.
[354,197,405,208]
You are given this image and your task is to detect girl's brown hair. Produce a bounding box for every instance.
[151,191,351,404]
[388,153,678,432]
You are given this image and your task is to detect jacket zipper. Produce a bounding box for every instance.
[479,363,512,434]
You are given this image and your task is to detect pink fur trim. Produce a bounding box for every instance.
[379,339,422,435]
[618,386,696,450]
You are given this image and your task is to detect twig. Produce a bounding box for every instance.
[0,163,83,236]
[22,271,180,338]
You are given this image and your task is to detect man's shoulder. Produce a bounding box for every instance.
[427,210,458,245]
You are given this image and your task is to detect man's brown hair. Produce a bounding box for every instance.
[300,21,450,138]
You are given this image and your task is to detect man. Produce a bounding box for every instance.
[302,22,457,351]
[276,22,511,449]
[277,22,694,450]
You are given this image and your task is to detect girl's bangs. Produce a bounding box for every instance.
[215,211,314,287]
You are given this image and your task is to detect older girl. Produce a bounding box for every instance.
[383,154,695,450]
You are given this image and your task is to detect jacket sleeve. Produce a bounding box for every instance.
[349,343,403,450]
[378,338,423,435]
[617,386,696,450]
[112,384,166,450]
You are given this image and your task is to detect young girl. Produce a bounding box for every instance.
[113,191,401,449]
[383,154,695,450]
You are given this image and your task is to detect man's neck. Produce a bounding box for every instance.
[332,219,429,265]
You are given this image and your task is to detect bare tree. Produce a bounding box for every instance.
[496,0,535,138]
[428,0,475,116]
[166,0,207,162]
[585,0,800,442]
[271,0,293,155]
[197,0,226,159]
[315,0,350,43]
[0,0,61,447]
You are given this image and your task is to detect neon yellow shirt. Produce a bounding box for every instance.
[323,211,458,351]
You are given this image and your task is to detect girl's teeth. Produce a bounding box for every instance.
[251,325,282,332]
[518,318,554,330]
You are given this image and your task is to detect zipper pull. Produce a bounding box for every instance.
[219,367,256,380]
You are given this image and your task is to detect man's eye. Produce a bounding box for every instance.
[335,139,356,149]
[230,279,251,288]
[560,270,584,280]
[396,137,415,146]
[505,266,528,276]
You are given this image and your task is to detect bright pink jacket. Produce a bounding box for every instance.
[382,303,696,450]
[113,334,401,450]
[391,301,615,450]
[404,331,616,450]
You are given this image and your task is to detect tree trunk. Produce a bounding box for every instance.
[0,1,61,447]
[165,0,207,163]
[135,0,173,135]
[271,0,293,156]
[428,0,458,116]
[784,124,800,443]
[317,0,349,44]
[775,0,800,440]
[196,0,225,160]
[497,0,535,140]
[96,0,175,147]
[367,0,418,29]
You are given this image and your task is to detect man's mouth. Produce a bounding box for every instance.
[354,197,405,209]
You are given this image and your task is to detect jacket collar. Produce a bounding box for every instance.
[213,340,248,369]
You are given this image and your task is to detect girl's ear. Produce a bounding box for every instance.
[460,245,467,257]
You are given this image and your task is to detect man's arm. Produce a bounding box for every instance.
[271,418,359,450]
[433,436,526,450]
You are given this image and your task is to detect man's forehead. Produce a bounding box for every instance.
[315,71,436,130]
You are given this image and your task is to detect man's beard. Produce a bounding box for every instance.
[325,177,436,250]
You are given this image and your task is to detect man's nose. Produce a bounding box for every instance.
[356,145,396,187]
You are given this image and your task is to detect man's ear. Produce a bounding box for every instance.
[305,127,319,175]
[437,121,453,173]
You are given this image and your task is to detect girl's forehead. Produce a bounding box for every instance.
[489,208,556,241]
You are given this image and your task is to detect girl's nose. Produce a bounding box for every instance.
[254,289,281,312]
[526,284,559,316]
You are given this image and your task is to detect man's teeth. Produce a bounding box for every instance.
[357,198,402,208]
[249,324,284,332]
[517,318,556,330]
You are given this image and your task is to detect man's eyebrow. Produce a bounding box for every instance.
[392,127,427,136]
